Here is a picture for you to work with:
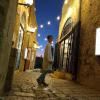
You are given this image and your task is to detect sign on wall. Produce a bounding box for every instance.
[95,28,100,55]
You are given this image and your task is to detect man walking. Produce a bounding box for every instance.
[37,35,54,87]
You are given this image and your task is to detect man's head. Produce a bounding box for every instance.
[47,35,53,43]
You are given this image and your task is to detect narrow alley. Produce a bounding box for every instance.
[0,0,100,100]
[3,70,100,100]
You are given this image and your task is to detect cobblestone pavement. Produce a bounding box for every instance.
[3,70,100,100]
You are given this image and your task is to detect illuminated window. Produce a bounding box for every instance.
[95,28,100,55]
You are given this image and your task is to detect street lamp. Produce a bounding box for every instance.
[44,38,47,41]
[57,16,60,21]
[18,0,33,7]
[37,34,41,37]
[40,25,44,28]
[47,21,51,25]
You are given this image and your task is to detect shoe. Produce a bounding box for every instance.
[42,82,48,87]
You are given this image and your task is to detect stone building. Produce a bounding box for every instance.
[77,0,100,90]
[15,0,38,71]
[57,0,100,90]
[0,0,38,94]
[0,0,17,94]
[57,0,80,80]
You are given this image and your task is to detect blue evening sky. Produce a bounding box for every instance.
[35,0,64,56]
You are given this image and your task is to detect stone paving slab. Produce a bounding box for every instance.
[5,96,35,100]
[12,92,35,97]
[3,70,100,100]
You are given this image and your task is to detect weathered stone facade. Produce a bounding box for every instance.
[6,0,38,72]
[0,0,38,94]
[18,1,38,71]
[58,0,100,90]
[58,0,80,42]
[0,0,17,94]
[77,0,100,90]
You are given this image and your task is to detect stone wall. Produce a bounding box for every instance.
[12,14,20,48]
[0,0,17,94]
[58,0,80,41]
[0,0,9,45]
[19,4,38,71]
[78,0,100,90]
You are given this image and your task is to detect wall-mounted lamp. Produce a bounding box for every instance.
[64,0,68,5]
[67,7,73,17]
[27,26,37,33]
[33,44,39,49]
[18,0,33,7]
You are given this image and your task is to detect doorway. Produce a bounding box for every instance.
[59,18,80,80]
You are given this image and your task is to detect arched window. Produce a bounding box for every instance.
[60,17,73,39]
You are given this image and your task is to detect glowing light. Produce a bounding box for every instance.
[44,38,47,41]
[40,25,44,28]
[25,0,33,5]
[33,44,39,49]
[27,27,36,32]
[57,16,60,21]
[65,0,68,4]
[95,28,100,55]
[47,21,51,25]
[38,34,41,37]
[34,27,37,30]
[67,7,73,17]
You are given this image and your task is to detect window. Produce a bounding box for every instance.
[95,28,100,55]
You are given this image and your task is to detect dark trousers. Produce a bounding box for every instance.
[38,69,53,82]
